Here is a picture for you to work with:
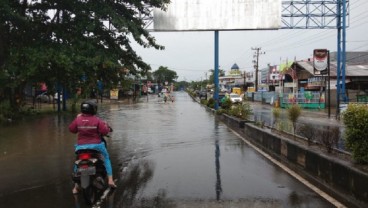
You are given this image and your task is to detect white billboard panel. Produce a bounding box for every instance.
[153,0,281,31]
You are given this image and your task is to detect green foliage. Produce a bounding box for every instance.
[229,105,242,118]
[278,121,288,132]
[255,120,265,128]
[229,102,253,120]
[208,69,225,84]
[221,97,232,110]
[174,81,189,91]
[272,107,281,129]
[0,100,13,123]
[342,104,368,163]
[0,0,171,111]
[152,66,178,85]
[207,98,215,108]
[240,102,253,120]
[216,109,227,115]
[287,104,301,136]
[200,99,208,106]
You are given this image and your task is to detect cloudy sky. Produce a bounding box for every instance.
[132,0,368,82]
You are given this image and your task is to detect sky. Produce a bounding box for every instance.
[132,0,368,82]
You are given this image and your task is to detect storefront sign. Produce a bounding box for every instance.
[308,76,325,87]
[110,89,119,100]
[284,82,297,88]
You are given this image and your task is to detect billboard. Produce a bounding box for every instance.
[313,49,328,75]
[153,0,281,31]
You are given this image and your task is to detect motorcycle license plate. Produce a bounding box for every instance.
[78,166,96,176]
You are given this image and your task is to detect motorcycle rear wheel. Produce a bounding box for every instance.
[82,186,98,205]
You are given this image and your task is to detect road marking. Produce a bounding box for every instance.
[229,129,347,208]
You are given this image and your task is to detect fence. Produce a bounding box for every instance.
[246,91,325,109]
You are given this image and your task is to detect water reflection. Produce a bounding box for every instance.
[0,114,76,195]
[288,191,302,207]
[114,159,155,207]
[215,139,222,201]
[213,120,223,201]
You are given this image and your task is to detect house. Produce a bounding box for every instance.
[219,63,246,92]
[288,52,368,107]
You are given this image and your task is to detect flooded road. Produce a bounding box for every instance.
[0,92,335,207]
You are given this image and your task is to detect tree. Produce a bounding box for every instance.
[208,68,225,84]
[174,80,189,91]
[0,0,170,112]
[152,66,178,85]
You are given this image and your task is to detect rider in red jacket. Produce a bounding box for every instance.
[69,100,116,194]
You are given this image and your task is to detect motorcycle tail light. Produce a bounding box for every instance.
[79,153,92,160]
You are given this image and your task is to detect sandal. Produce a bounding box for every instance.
[72,188,79,194]
[109,183,117,189]
[72,184,80,194]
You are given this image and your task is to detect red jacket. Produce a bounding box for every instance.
[69,114,110,145]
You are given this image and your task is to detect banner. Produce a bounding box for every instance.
[110,89,119,100]
[313,49,328,75]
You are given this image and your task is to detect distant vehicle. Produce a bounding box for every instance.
[54,92,63,102]
[36,92,53,103]
[232,87,243,95]
[199,91,207,99]
[229,93,242,103]
[126,90,133,96]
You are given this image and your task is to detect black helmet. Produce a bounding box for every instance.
[81,100,97,115]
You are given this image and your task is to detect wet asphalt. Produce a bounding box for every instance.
[0,92,336,207]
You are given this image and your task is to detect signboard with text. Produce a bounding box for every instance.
[110,89,119,100]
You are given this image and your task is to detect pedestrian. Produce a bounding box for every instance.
[69,100,116,194]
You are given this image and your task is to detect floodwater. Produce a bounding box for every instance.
[0,92,335,207]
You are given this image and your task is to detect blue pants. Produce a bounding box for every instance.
[74,142,113,176]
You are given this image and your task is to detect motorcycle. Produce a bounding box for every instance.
[72,148,108,205]
[72,130,115,205]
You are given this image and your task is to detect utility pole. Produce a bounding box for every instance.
[252,47,265,92]
[205,72,207,90]
[243,70,246,91]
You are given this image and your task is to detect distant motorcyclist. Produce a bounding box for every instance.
[69,100,116,194]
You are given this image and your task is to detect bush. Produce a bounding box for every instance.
[207,98,215,109]
[272,107,281,129]
[228,102,253,120]
[240,102,253,120]
[0,100,14,123]
[316,126,339,153]
[229,105,242,118]
[287,104,301,136]
[342,104,368,163]
[200,99,208,106]
[216,108,227,115]
[298,123,316,145]
[221,97,232,110]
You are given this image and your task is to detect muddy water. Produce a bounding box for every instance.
[0,92,334,207]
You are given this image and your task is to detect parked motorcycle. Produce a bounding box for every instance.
[72,148,108,205]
